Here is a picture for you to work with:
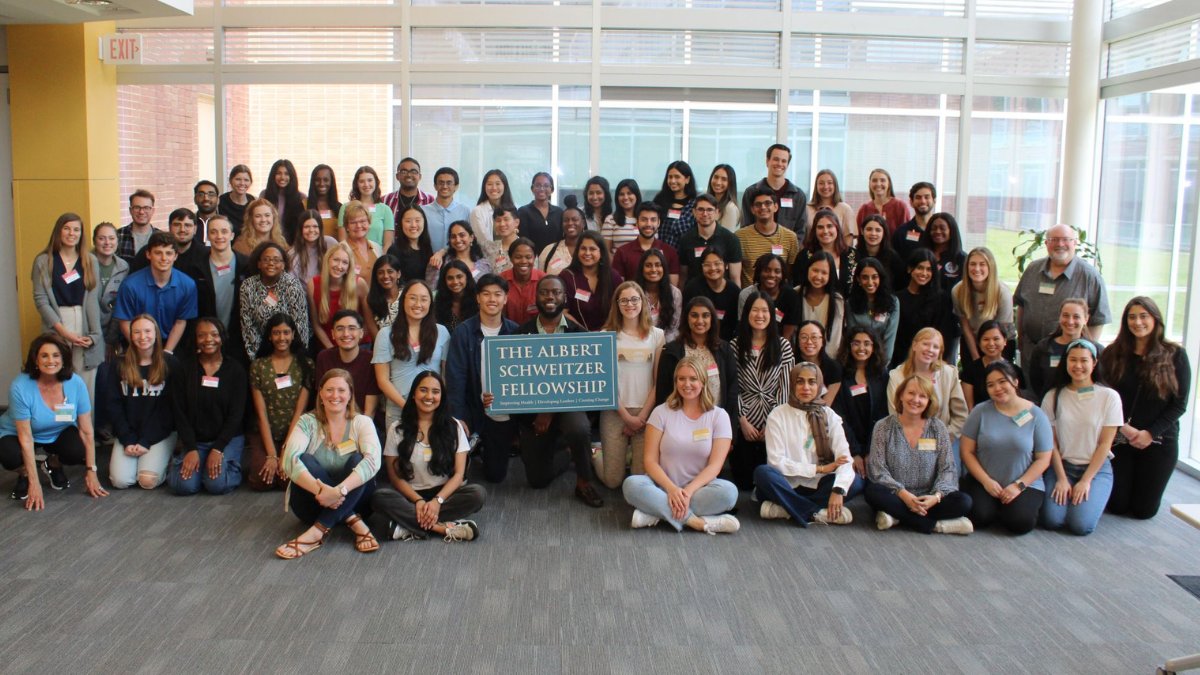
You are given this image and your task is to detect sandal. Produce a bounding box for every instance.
[346,514,379,553]
[275,522,330,560]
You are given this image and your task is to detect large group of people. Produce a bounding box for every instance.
[3,144,1190,556]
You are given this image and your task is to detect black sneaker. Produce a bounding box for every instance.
[41,460,69,491]
[574,482,604,508]
[10,474,28,501]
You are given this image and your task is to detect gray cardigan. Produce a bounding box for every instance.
[31,252,105,369]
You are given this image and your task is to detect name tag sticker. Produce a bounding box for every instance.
[1049,355,1061,368]
[319,210,333,219]
[694,247,706,258]
[706,363,719,377]
[775,308,785,323]
[62,269,81,284]
[771,245,784,256]
[202,376,220,388]
[692,428,712,442]
[265,291,278,306]
[216,264,232,277]
[1012,409,1033,427]
[780,198,794,209]
[716,310,726,320]
[574,289,592,303]
[850,384,867,397]
[668,209,682,220]
[906,230,921,242]
[274,375,293,390]
[917,438,937,452]
[336,439,357,456]
[1038,282,1056,295]
[53,403,75,423]
[1077,386,1095,400]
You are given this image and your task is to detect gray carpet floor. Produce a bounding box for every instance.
[2,455,1200,674]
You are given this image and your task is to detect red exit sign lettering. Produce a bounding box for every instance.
[99,34,142,65]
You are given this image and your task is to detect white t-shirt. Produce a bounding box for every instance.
[383,421,470,491]
[1041,384,1123,465]
[616,327,665,408]
[648,403,732,488]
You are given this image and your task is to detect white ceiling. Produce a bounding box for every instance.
[0,0,192,25]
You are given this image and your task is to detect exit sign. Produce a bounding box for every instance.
[99,34,142,65]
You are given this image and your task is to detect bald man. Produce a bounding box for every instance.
[1013,223,1110,374]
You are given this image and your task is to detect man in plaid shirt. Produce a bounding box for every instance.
[115,189,157,264]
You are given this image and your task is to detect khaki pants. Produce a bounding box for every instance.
[58,305,95,404]
[598,408,646,490]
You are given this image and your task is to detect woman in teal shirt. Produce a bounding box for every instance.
[275,368,381,559]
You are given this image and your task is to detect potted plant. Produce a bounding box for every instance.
[1011,225,1102,275]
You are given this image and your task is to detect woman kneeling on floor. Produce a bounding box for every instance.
[275,368,380,559]
[622,356,740,534]
[865,374,973,534]
[755,361,863,526]
[370,371,484,542]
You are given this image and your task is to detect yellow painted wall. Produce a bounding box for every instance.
[9,22,120,347]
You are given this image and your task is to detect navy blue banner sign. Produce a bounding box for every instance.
[483,332,618,414]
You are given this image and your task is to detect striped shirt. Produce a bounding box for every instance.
[735,223,800,288]
[729,336,795,430]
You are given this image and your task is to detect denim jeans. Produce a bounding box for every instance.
[288,453,376,529]
[1040,459,1113,536]
[167,436,246,496]
[753,465,864,526]
[110,433,177,490]
[621,474,737,531]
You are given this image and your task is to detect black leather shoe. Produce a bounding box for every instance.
[575,483,604,508]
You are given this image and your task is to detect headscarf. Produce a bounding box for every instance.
[787,362,833,463]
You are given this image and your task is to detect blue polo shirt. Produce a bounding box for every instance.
[113,266,198,335]
[424,199,471,252]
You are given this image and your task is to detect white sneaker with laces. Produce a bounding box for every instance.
[701,514,741,535]
[631,509,660,529]
[934,516,974,535]
[875,511,899,531]
[443,520,478,542]
[759,501,791,520]
[812,508,853,525]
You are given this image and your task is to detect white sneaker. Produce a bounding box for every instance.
[630,509,660,529]
[760,501,791,520]
[812,508,853,525]
[875,511,899,531]
[443,520,478,542]
[934,516,974,535]
[389,521,415,541]
[701,514,741,535]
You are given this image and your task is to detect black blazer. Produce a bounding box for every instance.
[190,251,251,366]
[655,339,740,434]
[831,370,888,457]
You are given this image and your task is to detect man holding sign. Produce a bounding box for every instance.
[513,276,604,508]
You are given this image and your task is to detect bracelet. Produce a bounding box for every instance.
[316,484,324,496]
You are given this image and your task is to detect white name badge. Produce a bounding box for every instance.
[906,230,921,242]
[62,269,81,284]
[574,289,592,303]
[202,376,220,388]
[1012,409,1033,427]
[319,210,333,219]
[780,198,794,209]
[1077,385,1095,400]
[1038,282,1056,295]
[771,245,784,256]
[774,308,785,323]
[694,247,706,258]
[264,292,278,306]
[668,209,682,220]
[216,264,232,277]
[716,310,726,320]
[706,363,719,377]
[274,375,293,390]
[53,402,75,423]
[917,438,937,452]
[850,384,867,397]
[1049,355,1061,368]
[692,428,712,442]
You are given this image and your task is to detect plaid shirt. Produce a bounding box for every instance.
[382,189,435,217]
[115,223,149,264]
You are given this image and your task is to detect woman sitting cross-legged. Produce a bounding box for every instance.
[274,368,381,559]
[621,356,740,534]
[865,374,973,534]
[370,371,485,542]
[959,361,1053,535]
[755,362,864,526]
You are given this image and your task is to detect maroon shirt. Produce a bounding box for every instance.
[315,347,380,412]
[611,239,681,282]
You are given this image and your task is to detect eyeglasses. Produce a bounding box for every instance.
[618,297,642,306]
[397,169,420,176]
[195,191,218,198]
[694,207,717,214]
[798,335,822,343]
[130,205,154,212]
[752,201,774,209]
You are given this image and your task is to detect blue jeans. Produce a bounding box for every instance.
[1040,459,1113,536]
[167,436,245,495]
[621,474,737,531]
[289,453,376,529]
[753,465,864,526]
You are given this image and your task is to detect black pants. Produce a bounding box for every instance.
[1108,439,1178,520]
[371,483,486,539]
[0,428,86,470]
[731,439,766,491]
[479,417,519,484]
[864,482,972,534]
[519,411,593,489]
[961,474,1042,534]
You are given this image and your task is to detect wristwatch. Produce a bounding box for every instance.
[1016,480,1027,492]
[832,487,845,496]
[86,465,97,473]
[435,496,446,505]
[339,485,349,497]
